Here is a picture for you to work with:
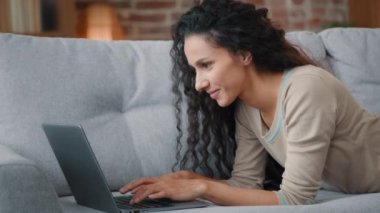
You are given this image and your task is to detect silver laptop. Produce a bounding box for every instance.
[42,124,209,213]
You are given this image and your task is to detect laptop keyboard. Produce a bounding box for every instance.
[114,196,174,209]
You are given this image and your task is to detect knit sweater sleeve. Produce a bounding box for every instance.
[225,102,267,189]
[275,73,337,205]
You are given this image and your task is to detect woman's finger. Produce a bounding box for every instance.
[119,177,159,193]
[148,191,167,200]
[131,185,160,204]
[129,185,142,194]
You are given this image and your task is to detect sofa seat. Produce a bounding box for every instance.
[58,190,380,213]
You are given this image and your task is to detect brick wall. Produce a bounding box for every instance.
[275,0,348,31]
[76,0,348,40]
[119,0,193,40]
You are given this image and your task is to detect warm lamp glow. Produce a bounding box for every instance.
[83,3,124,40]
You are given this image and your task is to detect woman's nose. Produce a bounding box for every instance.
[195,74,209,92]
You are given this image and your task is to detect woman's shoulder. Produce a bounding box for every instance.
[287,65,342,92]
[290,65,334,81]
[283,65,343,110]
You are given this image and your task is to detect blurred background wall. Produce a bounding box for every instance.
[0,0,379,40]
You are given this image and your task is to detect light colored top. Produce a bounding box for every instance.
[226,65,380,205]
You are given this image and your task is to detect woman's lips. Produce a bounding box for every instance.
[209,89,220,99]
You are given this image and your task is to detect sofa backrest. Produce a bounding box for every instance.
[0,34,178,195]
[286,31,331,71]
[319,28,380,115]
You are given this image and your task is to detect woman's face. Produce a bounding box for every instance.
[184,34,251,107]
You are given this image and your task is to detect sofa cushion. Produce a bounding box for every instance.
[0,33,177,195]
[319,28,380,115]
[58,190,380,213]
[286,31,331,71]
[0,144,62,213]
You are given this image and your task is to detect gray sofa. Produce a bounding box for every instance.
[0,28,379,213]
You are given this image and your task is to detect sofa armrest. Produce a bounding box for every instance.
[0,144,62,213]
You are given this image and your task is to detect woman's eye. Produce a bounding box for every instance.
[201,62,211,69]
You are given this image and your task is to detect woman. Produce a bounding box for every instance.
[120,0,380,205]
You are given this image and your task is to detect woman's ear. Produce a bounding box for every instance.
[239,51,252,65]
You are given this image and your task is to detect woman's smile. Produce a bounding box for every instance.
[208,89,220,99]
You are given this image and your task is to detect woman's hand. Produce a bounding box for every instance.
[119,171,210,204]
[119,171,279,206]
[126,178,207,204]
[119,170,203,195]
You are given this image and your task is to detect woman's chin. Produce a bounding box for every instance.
[216,99,232,108]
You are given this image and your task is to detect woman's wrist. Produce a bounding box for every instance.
[194,179,209,198]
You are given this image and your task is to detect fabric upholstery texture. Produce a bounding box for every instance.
[57,190,380,213]
[0,144,62,213]
[320,28,380,114]
[0,34,176,196]
[286,31,331,71]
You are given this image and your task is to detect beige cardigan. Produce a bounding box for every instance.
[226,65,380,205]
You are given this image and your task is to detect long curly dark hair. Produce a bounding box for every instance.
[170,0,313,180]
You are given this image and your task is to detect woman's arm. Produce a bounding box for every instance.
[123,177,279,205]
[119,170,228,195]
[120,103,269,205]
[277,72,337,205]
[201,180,279,205]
